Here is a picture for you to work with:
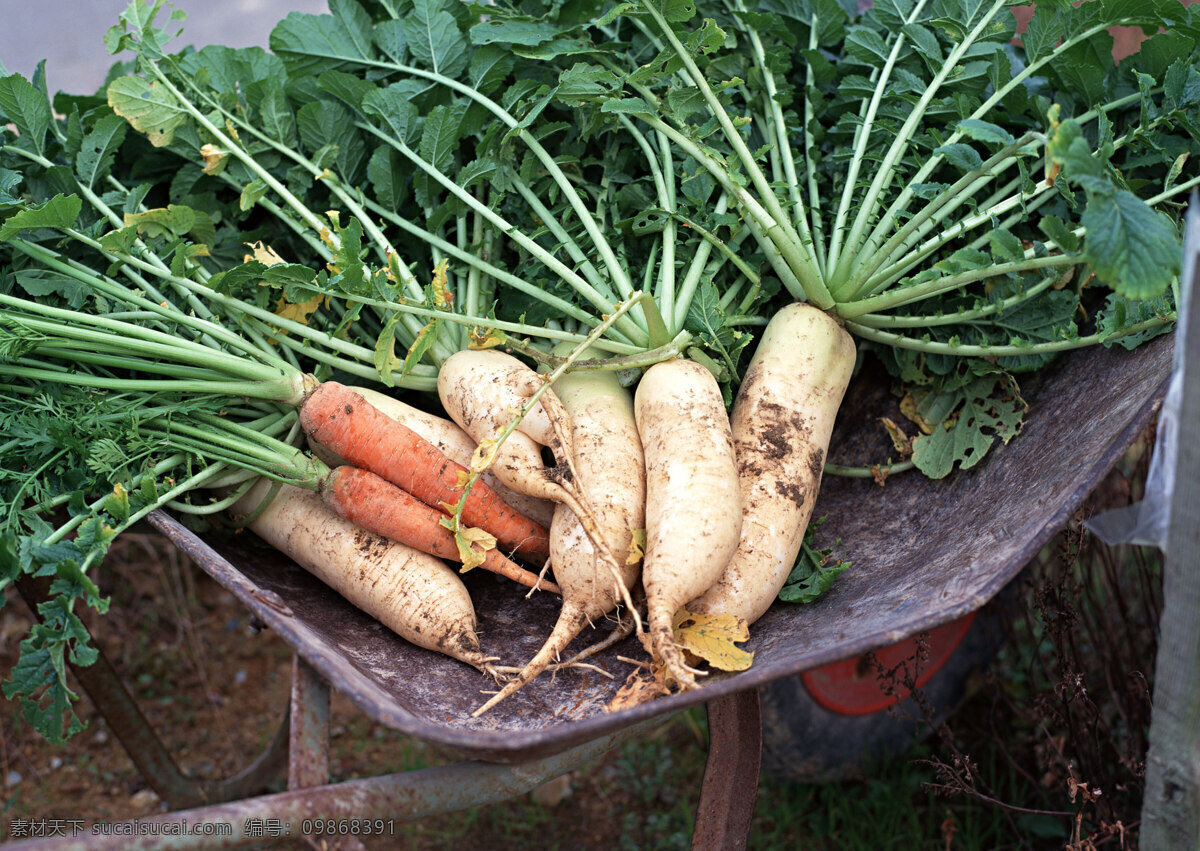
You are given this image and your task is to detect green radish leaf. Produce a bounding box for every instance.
[51,561,108,612]
[374,312,407,387]
[1019,8,1063,63]
[123,204,216,249]
[297,100,369,182]
[470,18,562,46]
[362,83,421,144]
[1162,57,1200,112]
[935,143,983,172]
[263,264,320,302]
[0,194,82,240]
[239,178,269,211]
[0,72,54,156]
[1081,191,1180,299]
[955,118,1015,147]
[366,146,410,210]
[404,0,470,78]
[74,113,128,190]
[0,168,21,208]
[778,518,848,604]
[329,216,369,295]
[910,374,1025,478]
[600,97,656,116]
[470,45,515,94]
[269,6,374,76]
[902,23,943,72]
[843,26,891,67]
[1038,215,1080,253]
[1095,293,1175,350]
[987,228,1025,264]
[12,270,92,310]
[106,76,189,147]
[316,69,376,110]
[2,600,96,744]
[374,18,408,62]
[95,224,141,256]
[557,64,622,102]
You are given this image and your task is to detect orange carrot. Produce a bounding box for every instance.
[299,381,551,561]
[321,466,561,594]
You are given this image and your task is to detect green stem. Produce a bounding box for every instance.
[640,1,829,307]
[360,123,648,347]
[849,271,1061,329]
[840,254,1076,319]
[830,0,1006,289]
[826,0,932,278]
[854,19,1126,267]
[843,312,1175,357]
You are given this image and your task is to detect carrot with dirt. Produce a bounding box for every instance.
[310,384,557,530]
[322,465,560,594]
[473,352,645,714]
[152,409,555,591]
[299,381,551,561]
[635,358,742,690]
[690,304,856,626]
[233,478,500,673]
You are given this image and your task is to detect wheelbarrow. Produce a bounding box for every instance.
[7,330,1173,850]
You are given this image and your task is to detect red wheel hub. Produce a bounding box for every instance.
[800,612,978,716]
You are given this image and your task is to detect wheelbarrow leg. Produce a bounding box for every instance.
[13,575,289,810]
[691,689,762,851]
[288,654,331,790]
[286,656,370,851]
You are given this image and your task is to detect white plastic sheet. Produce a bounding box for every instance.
[1085,196,1198,550]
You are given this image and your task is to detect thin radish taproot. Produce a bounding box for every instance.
[233,479,498,673]
[473,358,645,715]
[635,358,742,690]
[691,304,856,626]
[299,380,551,561]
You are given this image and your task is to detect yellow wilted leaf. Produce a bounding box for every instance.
[605,666,670,712]
[273,294,323,327]
[468,327,506,349]
[469,437,501,475]
[454,525,497,572]
[431,258,453,307]
[673,607,754,672]
[625,529,646,565]
[199,143,227,175]
[244,241,286,267]
[879,417,913,457]
[898,393,936,435]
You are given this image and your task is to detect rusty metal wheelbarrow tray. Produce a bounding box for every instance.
[146,334,1172,765]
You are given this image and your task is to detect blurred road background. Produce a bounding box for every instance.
[0,0,327,96]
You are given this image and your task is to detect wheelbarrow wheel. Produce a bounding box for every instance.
[758,597,1008,783]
